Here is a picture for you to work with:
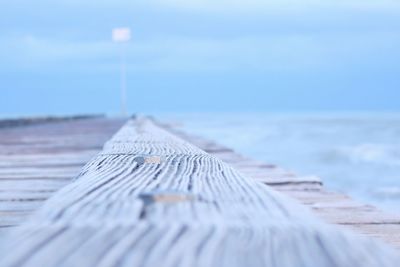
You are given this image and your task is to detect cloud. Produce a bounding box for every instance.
[0,34,327,72]
[145,35,325,72]
[0,35,114,71]
[1,30,399,75]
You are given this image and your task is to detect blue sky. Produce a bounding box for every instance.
[1,0,400,116]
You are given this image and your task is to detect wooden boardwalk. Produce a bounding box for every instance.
[0,117,398,267]
[163,121,400,250]
[0,117,124,232]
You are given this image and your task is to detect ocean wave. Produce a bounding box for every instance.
[323,144,400,166]
[370,187,400,199]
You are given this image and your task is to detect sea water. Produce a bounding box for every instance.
[161,113,400,214]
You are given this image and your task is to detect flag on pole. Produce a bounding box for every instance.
[112,27,131,43]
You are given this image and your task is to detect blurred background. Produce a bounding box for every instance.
[1,1,400,212]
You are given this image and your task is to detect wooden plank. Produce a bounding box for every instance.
[0,118,398,267]
[0,179,69,192]
[346,224,400,250]
[0,200,43,212]
[0,152,98,166]
[0,211,30,227]
[0,118,124,230]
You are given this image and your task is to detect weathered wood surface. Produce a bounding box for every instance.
[0,118,399,267]
[0,117,124,230]
[164,122,400,250]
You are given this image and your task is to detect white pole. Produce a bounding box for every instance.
[112,27,131,117]
[120,43,127,116]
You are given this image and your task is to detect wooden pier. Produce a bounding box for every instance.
[0,117,399,266]
[0,117,124,231]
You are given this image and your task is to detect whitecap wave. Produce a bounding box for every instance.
[370,187,400,199]
[325,144,400,166]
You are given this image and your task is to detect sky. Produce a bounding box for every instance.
[1,0,400,116]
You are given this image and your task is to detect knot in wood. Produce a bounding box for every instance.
[139,191,196,205]
[134,156,162,165]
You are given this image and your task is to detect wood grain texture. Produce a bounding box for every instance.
[0,118,399,267]
[0,118,124,229]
